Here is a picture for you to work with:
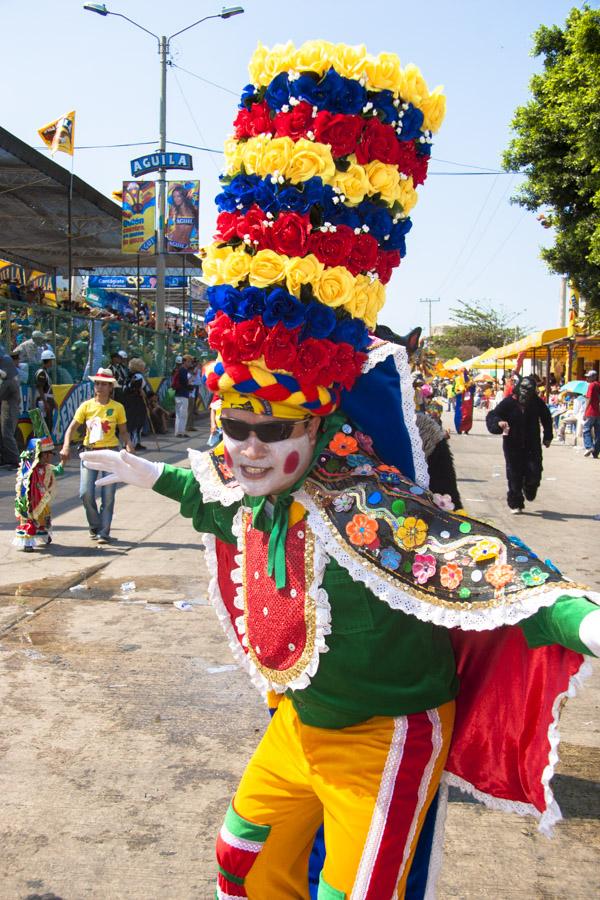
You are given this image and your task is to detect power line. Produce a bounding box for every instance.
[172,68,223,174]
[170,62,239,97]
[463,210,528,291]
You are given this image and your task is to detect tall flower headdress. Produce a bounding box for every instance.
[203,41,445,418]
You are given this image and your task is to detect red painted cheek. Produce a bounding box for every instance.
[283,451,300,475]
[224,447,233,468]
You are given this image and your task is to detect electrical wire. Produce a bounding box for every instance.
[463,210,528,291]
[172,68,223,174]
[170,62,239,98]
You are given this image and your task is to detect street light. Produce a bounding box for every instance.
[83,3,244,337]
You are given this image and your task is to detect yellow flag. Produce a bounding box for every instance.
[111,189,123,204]
[38,111,76,156]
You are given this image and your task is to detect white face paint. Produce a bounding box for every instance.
[222,416,317,497]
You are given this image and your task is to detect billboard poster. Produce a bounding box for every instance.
[166,181,199,253]
[86,275,188,290]
[121,181,156,253]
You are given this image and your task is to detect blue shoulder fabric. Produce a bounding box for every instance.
[341,351,417,482]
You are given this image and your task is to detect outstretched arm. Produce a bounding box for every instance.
[520,594,600,657]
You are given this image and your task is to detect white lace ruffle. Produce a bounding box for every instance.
[297,490,600,631]
[206,505,332,695]
[442,656,594,835]
[188,448,243,506]
[360,340,429,489]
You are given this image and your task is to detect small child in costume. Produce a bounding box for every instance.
[14,410,64,552]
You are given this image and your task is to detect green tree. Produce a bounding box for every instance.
[430,301,525,361]
[503,6,600,308]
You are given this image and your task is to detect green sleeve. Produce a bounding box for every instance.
[519,594,599,656]
[153,463,237,543]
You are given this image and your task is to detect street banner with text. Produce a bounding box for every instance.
[121,181,156,253]
[166,181,199,253]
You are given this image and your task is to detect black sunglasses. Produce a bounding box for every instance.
[221,417,310,443]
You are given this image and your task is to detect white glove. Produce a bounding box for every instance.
[81,449,164,488]
[0,369,6,380]
[579,608,600,657]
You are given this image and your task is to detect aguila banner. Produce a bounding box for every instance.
[121,181,156,253]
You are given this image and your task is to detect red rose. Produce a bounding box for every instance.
[262,321,299,371]
[271,212,311,257]
[273,101,314,140]
[293,338,331,387]
[206,371,220,391]
[322,342,359,390]
[313,111,363,158]
[235,317,267,361]
[234,101,274,139]
[375,249,401,284]
[411,153,429,187]
[307,225,355,268]
[355,119,400,165]
[347,232,379,275]
[207,311,235,352]
[395,140,418,175]
[215,210,242,242]
[235,205,273,249]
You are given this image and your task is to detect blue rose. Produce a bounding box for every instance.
[325,201,361,229]
[303,301,336,339]
[290,73,326,108]
[204,307,216,324]
[207,284,239,317]
[263,288,306,329]
[416,141,431,158]
[238,286,267,320]
[333,317,370,350]
[253,178,280,213]
[320,69,366,114]
[398,104,424,141]
[372,89,398,124]
[265,72,291,111]
[359,203,393,241]
[214,188,237,213]
[226,174,261,210]
[239,83,258,109]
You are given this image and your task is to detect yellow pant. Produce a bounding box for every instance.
[219,696,454,899]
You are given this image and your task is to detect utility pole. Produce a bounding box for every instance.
[419,297,440,338]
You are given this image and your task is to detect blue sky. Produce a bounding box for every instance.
[2,0,580,334]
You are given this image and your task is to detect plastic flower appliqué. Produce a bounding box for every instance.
[412,553,436,585]
[396,516,428,550]
[381,548,401,570]
[333,493,354,513]
[346,513,379,546]
[468,538,499,564]
[355,431,374,455]
[439,562,463,590]
[484,563,515,590]
[521,567,550,588]
[432,493,454,511]
[346,453,372,468]
[329,432,359,456]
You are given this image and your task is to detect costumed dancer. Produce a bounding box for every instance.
[453,368,474,434]
[14,409,63,551]
[82,42,600,900]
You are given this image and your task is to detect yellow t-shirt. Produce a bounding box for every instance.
[73,398,127,448]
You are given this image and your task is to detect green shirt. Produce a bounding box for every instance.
[155,464,596,728]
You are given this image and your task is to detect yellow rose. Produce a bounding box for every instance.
[293,40,335,75]
[365,161,400,204]
[260,136,294,178]
[332,162,370,205]
[201,244,232,286]
[345,274,371,320]
[398,63,429,107]
[364,51,402,92]
[314,266,355,309]
[222,248,251,286]
[363,279,386,329]
[223,137,245,176]
[248,42,292,86]
[395,177,418,215]
[333,43,368,79]
[248,249,288,288]
[285,254,324,296]
[421,87,446,133]
[242,135,270,175]
[287,139,335,184]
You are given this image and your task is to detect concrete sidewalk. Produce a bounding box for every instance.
[0,412,598,898]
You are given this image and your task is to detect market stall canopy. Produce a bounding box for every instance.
[0,126,202,274]
[442,357,465,370]
[491,327,569,361]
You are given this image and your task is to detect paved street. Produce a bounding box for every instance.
[0,411,598,899]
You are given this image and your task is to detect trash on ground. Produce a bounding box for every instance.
[69,583,87,592]
[206,664,237,674]
[174,600,193,611]
[120,581,136,592]
[144,604,164,612]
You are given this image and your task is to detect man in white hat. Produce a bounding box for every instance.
[16,330,45,371]
[60,368,135,543]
